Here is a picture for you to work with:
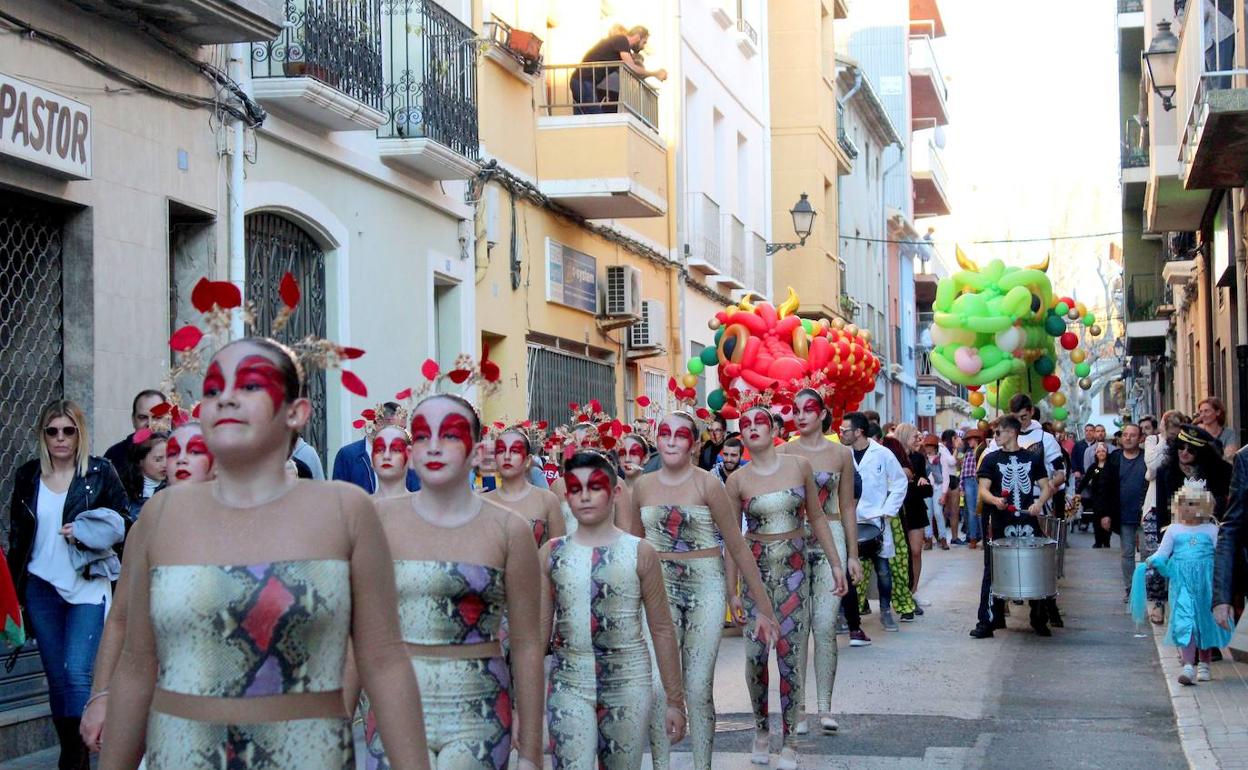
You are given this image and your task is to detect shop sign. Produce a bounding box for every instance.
[917,385,937,417]
[546,238,598,314]
[0,73,91,180]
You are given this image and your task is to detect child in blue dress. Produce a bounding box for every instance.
[1132,479,1234,685]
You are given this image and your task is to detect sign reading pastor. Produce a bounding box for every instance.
[0,73,91,180]
[546,238,598,314]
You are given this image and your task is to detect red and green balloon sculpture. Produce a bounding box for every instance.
[683,287,880,422]
[930,249,1100,424]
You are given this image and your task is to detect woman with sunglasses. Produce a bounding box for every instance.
[6,399,130,769]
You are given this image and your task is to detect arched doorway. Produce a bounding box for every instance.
[244,212,327,463]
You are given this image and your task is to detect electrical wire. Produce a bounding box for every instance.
[840,230,1123,246]
[0,8,264,127]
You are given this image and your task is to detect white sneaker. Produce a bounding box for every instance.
[795,715,809,735]
[913,594,933,607]
[1179,664,1195,686]
[751,732,770,765]
[1197,662,1212,682]
[820,714,839,733]
[777,746,799,770]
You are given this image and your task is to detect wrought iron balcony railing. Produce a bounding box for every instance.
[1117,0,1143,12]
[736,17,758,47]
[379,0,479,159]
[542,62,660,131]
[251,0,384,111]
[836,102,859,159]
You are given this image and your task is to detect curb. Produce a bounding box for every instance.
[1151,622,1223,769]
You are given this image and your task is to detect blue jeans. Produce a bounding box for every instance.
[962,478,981,541]
[571,72,603,114]
[24,574,105,717]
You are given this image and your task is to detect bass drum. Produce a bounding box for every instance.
[990,536,1058,600]
[857,520,884,559]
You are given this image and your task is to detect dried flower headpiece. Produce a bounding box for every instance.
[732,386,778,416]
[352,403,411,438]
[483,418,549,448]
[167,274,368,398]
[550,398,630,451]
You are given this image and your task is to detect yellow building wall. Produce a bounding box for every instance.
[474,2,680,426]
[768,0,845,320]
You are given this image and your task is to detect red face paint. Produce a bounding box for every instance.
[372,437,388,457]
[235,355,288,412]
[185,435,211,459]
[166,436,183,460]
[751,411,772,428]
[674,426,694,444]
[411,415,431,442]
[495,437,529,459]
[437,414,474,449]
[625,441,647,462]
[565,474,584,496]
[799,398,822,415]
[202,361,225,399]
[587,469,614,491]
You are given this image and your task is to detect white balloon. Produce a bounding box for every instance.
[930,324,953,346]
[994,326,1023,353]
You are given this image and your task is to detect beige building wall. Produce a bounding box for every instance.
[0,0,226,449]
[768,0,852,320]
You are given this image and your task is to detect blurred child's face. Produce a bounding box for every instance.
[1174,496,1206,524]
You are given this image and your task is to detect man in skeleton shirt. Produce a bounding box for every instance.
[970,415,1053,638]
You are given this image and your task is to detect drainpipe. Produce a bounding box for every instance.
[228,42,249,340]
[1236,190,1248,444]
[838,68,863,106]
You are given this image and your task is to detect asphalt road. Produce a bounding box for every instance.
[684,528,1187,768]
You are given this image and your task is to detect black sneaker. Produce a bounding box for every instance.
[899,612,916,622]
[1032,623,1052,637]
[969,624,994,639]
[914,605,925,617]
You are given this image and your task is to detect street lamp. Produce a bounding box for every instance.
[1142,20,1179,112]
[766,193,816,255]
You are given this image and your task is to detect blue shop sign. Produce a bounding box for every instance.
[547,238,598,314]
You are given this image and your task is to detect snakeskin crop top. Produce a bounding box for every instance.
[530,517,549,548]
[743,486,806,535]
[640,505,720,553]
[548,534,645,657]
[393,560,507,646]
[813,471,841,518]
[150,559,350,698]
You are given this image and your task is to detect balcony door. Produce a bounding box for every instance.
[244,212,328,463]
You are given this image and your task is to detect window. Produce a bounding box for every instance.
[644,369,667,409]
[691,343,708,405]
[526,344,617,428]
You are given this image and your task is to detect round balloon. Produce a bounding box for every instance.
[1079,377,1092,390]
[1052,406,1069,421]
[1042,375,1062,392]
[700,346,719,367]
[968,390,985,407]
[682,373,698,388]
[688,357,705,375]
[1055,301,1069,316]
[971,406,986,419]
[1070,349,1086,364]
[707,389,726,411]
[1050,392,1067,407]
[1034,355,1056,376]
[1060,332,1078,350]
[1075,362,1092,378]
[1044,314,1066,336]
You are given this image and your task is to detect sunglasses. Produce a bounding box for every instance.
[44,426,78,438]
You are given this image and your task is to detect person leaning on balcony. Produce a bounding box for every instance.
[572,25,667,115]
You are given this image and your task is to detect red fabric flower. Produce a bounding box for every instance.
[481,360,500,382]
[635,396,651,407]
[353,419,367,430]
[668,377,678,392]
[361,409,377,421]
[395,388,412,401]
[169,325,203,352]
[278,272,300,310]
[568,402,580,413]
[190,278,241,312]
[339,347,365,360]
[537,420,548,430]
[341,370,368,397]
[589,399,602,413]
[447,369,471,384]
[150,403,173,418]
[421,359,440,381]
[132,428,153,444]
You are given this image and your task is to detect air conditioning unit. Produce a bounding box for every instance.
[602,264,642,319]
[887,362,904,379]
[628,299,665,353]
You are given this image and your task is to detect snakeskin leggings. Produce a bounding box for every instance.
[858,518,916,615]
[646,556,726,770]
[1141,510,1168,603]
[744,536,809,746]
[796,521,846,714]
[548,649,652,769]
[364,656,512,770]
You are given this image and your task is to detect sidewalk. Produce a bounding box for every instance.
[1153,623,1248,769]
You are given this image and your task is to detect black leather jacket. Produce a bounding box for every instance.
[1215,446,1248,606]
[5,456,130,600]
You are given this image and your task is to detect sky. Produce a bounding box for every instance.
[924,0,1123,302]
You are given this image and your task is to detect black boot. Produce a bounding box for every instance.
[52,717,89,770]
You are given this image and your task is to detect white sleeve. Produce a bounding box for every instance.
[1044,435,1062,471]
[1153,526,1177,560]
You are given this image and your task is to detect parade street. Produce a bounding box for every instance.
[669,533,1185,769]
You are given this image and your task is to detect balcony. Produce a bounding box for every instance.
[1117,0,1144,29]
[374,0,479,179]
[909,0,946,37]
[909,35,950,128]
[912,138,951,217]
[712,214,747,290]
[1175,0,1248,189]
[251,0,386,132]
[747,232,770,299]
[1126,273,1162,322]
[536,63,666,219]
[735,17,759,57]
[836,102,859,162]
[684,192,723,274]
[77,0,284,43]
[1125,273,1167,355]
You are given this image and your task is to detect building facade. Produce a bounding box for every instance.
[1124,0,1245,440]
[0,0,284,743]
